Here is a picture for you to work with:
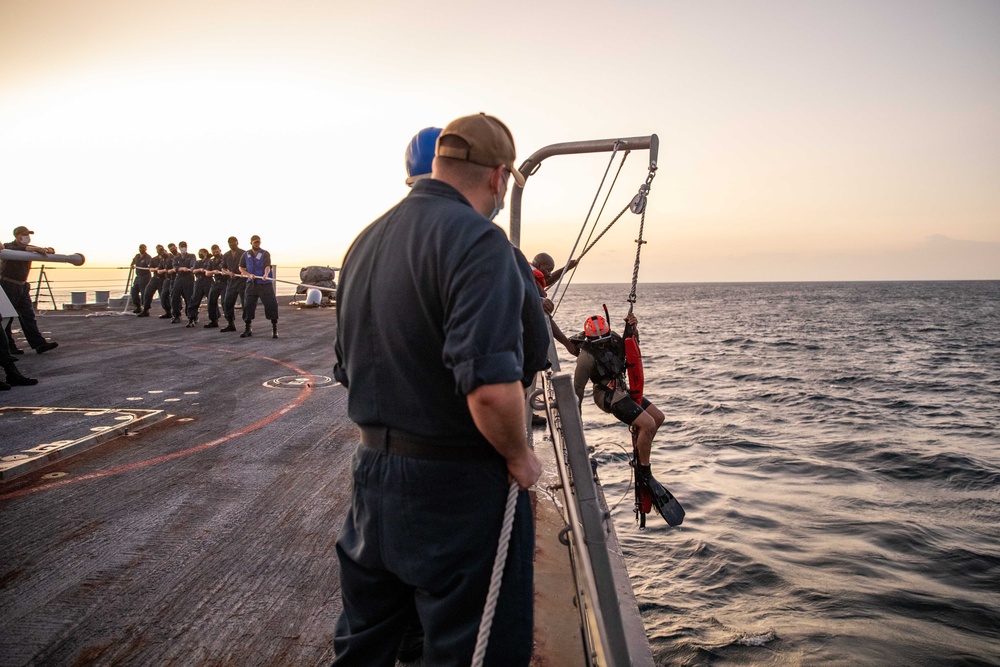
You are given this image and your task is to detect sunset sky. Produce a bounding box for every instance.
[1,0,998,283]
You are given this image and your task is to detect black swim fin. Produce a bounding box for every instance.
[637,466,685,527]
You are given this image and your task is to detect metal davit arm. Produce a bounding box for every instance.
[509,135,658,248]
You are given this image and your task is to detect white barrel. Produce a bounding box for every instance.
[305,288,322,306]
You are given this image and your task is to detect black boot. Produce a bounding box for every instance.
[137,309,150,317]
[220,320,237,333]
[3,363,38,386]
[0,379,9,391]
[204,320,218,328]
[271,321,278,339]
[240,325,253,338]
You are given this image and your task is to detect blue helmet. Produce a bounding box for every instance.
[405,127,443,186]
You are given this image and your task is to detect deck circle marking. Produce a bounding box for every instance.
[263,375,332,389]
[0,340,315,501]
[41,472,68,479]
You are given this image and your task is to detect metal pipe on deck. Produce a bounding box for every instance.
[0,249,86,266]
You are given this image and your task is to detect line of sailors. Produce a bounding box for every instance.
[128,235,279,338]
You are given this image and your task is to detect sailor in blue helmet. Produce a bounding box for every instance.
[393,126,442,665]
[404,126,442,186]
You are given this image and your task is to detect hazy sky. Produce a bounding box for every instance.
[1,0,998,282]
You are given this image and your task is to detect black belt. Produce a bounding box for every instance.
[359,426,498,461]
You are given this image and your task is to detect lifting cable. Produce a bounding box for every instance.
[626,167,654,316]
[546,142,624,309]
[550,151,657,316]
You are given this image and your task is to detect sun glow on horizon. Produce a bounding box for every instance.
[2,0,998,281]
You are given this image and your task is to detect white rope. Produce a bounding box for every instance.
[470,481,520,667]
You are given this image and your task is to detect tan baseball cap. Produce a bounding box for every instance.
[13,226,34,236]
[436,113,525,187]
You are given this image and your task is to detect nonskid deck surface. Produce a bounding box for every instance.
[1,303,357,666]
[0,303,582,666]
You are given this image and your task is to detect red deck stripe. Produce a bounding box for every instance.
[0,341,316,502]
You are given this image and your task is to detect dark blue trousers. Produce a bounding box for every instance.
[130,274,149,309]
[242,281,278,324]
[187,278,213,321]
[222,279,243,324]
[332,445,534,667]
[207,280,225,323]
[171,276,194,319]
[141,276,163,312]
[1,281,47,349]
[160,277,172,314]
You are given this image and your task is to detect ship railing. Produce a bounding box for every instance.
[18,265,306,311]
[532,357,653,667]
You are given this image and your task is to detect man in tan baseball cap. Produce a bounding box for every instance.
[435,113,525,187]
[432,113,525,225]
[332,111,542,666]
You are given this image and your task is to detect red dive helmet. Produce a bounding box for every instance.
[583,315,611,340]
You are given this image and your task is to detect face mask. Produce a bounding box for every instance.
[19,236,30,244]
[179,247,188,254]
[487,192,504,222]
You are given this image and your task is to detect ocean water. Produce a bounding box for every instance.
[549,281,1000,667]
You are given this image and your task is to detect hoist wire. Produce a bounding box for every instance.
[546,142,621,308]
[552,201,631,314]
[627,205,647,316]
[551,151,631,314]
[579,150,631,266]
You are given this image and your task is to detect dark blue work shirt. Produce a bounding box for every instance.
[334,179,525,445]
[513,248,551,385]
[173,252,196,275]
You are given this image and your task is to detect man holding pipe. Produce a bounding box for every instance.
[1,226,59,354]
